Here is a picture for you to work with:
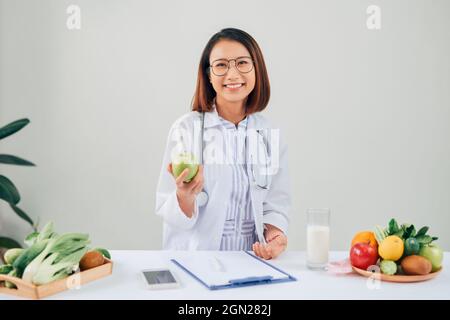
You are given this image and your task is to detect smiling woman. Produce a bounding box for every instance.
[209,44,256,115]
[192,28,270,116]
[155,28,290,260]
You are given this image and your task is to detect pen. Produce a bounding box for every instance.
[210,256,226,272]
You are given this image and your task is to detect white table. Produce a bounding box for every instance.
[1,251,449,300]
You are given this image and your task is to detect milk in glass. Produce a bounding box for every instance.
[306,208,330,270]
[307,225,330,266]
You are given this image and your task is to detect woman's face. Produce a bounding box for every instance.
[209,40,256,105]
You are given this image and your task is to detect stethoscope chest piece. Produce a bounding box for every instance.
[197,191,209,207]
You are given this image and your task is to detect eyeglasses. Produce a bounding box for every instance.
[209,56,254,76]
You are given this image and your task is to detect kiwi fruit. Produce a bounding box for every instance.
[401,255,432,275]
[80,250,105,271]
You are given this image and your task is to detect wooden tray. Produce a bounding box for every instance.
[0,259,113,299]
[352,266,442,283]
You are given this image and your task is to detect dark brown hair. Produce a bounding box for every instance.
[192,28,270,115]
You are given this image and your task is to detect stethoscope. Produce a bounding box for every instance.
[197,111,269,207]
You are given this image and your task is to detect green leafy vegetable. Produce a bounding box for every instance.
[32,247,88,285]
[374,225,387,244]
[22,233,90,284]
[388,218,400,234]
[3,248,24,265]
[36,221,54,242]
[0,264,13,274]
[2,221,110,287]
[12,239,49,277]
[403,224,416,239]
[24,232,39,247]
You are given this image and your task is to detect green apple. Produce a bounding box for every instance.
[171,152,199,182]
[419,243,443,272]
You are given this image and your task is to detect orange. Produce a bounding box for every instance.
[378,235,404,261]
[351,231,378,249]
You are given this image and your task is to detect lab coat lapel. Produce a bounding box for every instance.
[246,114,267,244]
[200,113,232,250]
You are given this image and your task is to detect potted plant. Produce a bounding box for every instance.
[0,119,37,262]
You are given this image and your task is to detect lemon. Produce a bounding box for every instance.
[378,235,404,261]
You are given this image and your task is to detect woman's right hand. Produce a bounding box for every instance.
[167,163,204,218]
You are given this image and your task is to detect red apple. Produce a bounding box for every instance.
[350,242,379,270]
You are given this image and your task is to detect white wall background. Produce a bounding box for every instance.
[1,0,449,251]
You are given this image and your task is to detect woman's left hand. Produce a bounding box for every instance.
[252,224,287,260]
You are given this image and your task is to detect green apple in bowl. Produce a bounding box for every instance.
[419,243,443,272]
[171,152,199,182]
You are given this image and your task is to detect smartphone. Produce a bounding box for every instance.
[141,268,180,290]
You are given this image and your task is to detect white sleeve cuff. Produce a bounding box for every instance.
[263,211,289,236]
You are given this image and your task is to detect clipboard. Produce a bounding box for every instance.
[171,251,297,290]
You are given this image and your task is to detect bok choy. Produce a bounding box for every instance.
[22,233,90,284]
[1,221,103,287]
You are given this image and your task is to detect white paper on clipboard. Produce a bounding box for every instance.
[171,251,292,288]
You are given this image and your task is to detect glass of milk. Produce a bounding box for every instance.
[306,208,330,270]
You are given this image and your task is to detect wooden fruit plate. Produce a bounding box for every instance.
[352,266,442,283]
[0,259,113,299]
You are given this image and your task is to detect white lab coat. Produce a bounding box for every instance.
[155,107,291,250]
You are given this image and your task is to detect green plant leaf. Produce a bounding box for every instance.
[0,118,30,140]
[394,230,404,238]
[0,175,20,204]
[401,224,410,233]
[0,236,22,249]
[416,235,433,244]
[0,154,35,166]
[10,203,35,228]
[404,224,416,239]
[388,218,399,234]
[416,226,429,237]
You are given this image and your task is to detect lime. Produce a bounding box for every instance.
[380,260,397,275]
[404,238,420,256]
[396,264,405,275]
